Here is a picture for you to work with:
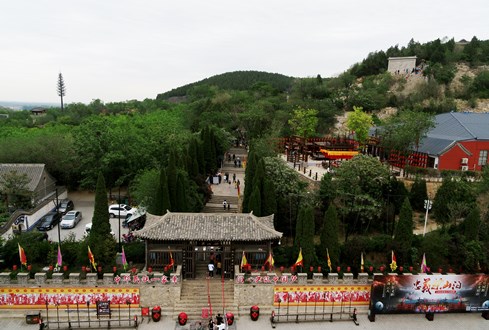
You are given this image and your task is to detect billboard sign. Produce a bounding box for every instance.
[370,274,489,314]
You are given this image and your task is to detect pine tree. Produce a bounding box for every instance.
[57,72,66,111]
[409,177,428,212]
[464,206,480,241]
[166,150,178,211]
[394,198,414,264]
[242,151,257,212]
[88,172,116,268]
[175,172,187,212]
[262,178,277,216]
[319,203,340,267]
[248,186,261,216]
[149,167,170,215]
[302,206,317,268]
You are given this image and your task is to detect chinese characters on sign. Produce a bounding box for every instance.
[113,274,179,285]
[235,274,298,284]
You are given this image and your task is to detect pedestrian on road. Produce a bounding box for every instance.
[223,199,227,210]
[232,173,236,183]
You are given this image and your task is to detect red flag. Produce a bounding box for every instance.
[18,243,27,267]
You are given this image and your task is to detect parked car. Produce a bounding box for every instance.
[108,204,137,218]
[60,210,82,229]
[58,199,74,214]
[84,223,114,236]
[36,212,62,231]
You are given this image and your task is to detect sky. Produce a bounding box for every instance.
[1,0,488,105]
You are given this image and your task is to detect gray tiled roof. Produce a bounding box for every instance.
[134,211,282,242]
[428,112,489,140]
[0,164,47,191]
[417,112,489,155]
[416,137,455,155]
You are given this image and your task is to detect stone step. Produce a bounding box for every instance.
[208,195,239,203]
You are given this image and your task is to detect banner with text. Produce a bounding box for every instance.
[370,274,489,314]
[0,287,140,309]
[274,285,370,306]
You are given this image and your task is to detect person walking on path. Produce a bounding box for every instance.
[232,173,236,183]
[208,262,215,278]
[222,199,227,210]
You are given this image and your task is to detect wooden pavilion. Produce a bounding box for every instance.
[133,211,282,279]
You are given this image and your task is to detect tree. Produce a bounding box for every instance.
[432,178,476,225]
[394,198,414,264]
[346,106,373,145]
[298,206,317,268]
[88,172,116,267]
[333,155,391,237]
[287,107,318,138]
[0,170,32,210]
[57,73,66,111]
[409,177,428,212]
[380,110,435,155]
[319,203,340,268]
[319,173,335,212]
[166,150,178,211]
[248,186,261,216]
[242,151,257,213]
[149,167,170,215]
[346,106,373,144]
[464,206,480,241]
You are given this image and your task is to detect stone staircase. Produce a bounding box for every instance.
[202,147,247,214]
[175,267,237,321]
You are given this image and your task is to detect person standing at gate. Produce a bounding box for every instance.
[208,262,215,277]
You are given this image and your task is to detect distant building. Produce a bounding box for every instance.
[378,112,489,171]
[30,107,47,116]
[387,56,417,74]
[0,164,57,204]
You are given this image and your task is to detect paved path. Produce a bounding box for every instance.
[1,312,487,329]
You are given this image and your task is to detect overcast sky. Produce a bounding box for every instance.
[1,0,488,104]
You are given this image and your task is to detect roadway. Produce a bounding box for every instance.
[2,191,130,245]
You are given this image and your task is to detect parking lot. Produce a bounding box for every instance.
[2,191,131,243]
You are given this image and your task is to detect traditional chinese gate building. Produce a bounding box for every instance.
[133,211,282,279]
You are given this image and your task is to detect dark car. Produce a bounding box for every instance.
[36,212,62,231]
[58,199,74,214]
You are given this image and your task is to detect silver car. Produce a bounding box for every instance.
[60,210,82,229]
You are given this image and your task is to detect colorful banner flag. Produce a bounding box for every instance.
[294,248,303,268]
[327,248,332,272]
[361,252,364,273]
[18,243,27,267]
[390,250,397,272]
[88,246,97,270]
[264,251,274,269]
[420,253,428,273]
[240,251,248,271]
[56,244,62,268]
[121,246,128,271]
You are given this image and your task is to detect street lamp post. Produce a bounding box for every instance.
[423,199,433,237]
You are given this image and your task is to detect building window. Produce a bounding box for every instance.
[479,150,488,166]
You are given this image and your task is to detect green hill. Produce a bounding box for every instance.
[156,70,295,99]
